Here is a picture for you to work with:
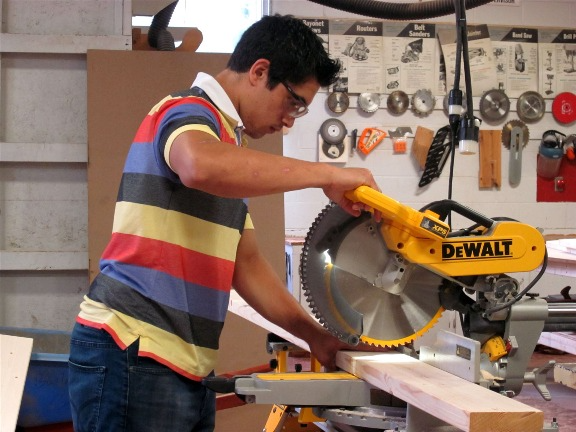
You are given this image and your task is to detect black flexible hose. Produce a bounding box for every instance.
[307,0,493,20]
[148,0,179,50]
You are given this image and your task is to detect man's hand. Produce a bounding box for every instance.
[322,167,382,222]
[307,328,393,371]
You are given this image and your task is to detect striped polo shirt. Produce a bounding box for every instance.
[77,74,252,380]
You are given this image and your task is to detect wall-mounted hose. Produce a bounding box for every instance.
[306,0,493,20]
[148,0,179,51]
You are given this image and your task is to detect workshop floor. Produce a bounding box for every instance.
[515,345,576,431]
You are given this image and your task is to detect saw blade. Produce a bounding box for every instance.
[300,203,444,347]
[479,89,510,122]
[516,91,545,123]
[358,92,380,113]
[502,120,529,149]
[386,90,410,115]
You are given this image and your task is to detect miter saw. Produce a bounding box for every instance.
[220,187,563,432]
[301,186,551,398]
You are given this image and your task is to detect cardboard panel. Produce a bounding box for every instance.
[87,51,285,430]
[87,50,285,279]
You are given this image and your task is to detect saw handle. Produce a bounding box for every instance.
[344,186,410,221]
[420,199,494,230]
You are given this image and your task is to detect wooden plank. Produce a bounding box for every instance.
[228,291,543,432]
[0,142,87,163]
[338,351,542,432]
[0,251,88,271]
[478,130,501,188]
[538,332,576,355]
[0,334,33,432]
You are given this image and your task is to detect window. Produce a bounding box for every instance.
[133,0,264,53]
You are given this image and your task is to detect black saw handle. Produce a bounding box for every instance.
[420,199,495,230]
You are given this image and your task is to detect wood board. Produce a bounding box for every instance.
[0,335,33,432]
[479,129,501,188]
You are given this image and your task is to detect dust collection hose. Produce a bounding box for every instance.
[148,0,179,51]
[306,0,493,20]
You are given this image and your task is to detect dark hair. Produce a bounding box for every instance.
[227,14,341,88]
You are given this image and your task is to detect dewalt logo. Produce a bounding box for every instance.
[442,239,513,261]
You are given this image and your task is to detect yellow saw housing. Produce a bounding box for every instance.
[345,186,546,276]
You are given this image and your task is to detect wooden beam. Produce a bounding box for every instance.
[337,351,543,432]
[228,291,544,432]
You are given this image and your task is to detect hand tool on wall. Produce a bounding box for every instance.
[502,120,529,187]
[358,128,387,155]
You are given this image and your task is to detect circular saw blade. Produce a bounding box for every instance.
[516,91,545,123]
[300,203,444,347]
[502,119,529,149]
[358,92,380,113]
[386,90,409,115]
[327,91,350,114]
[479,89,510,122]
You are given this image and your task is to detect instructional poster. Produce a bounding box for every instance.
[302,18,330,92]
[437,24,497,96]
[382,22,438,95]
[329,20,384,94]
[302,18,329,57]
[538,28,576,98]
[490,27,538,97]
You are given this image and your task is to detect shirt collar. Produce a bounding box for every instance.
[191,72,243,131]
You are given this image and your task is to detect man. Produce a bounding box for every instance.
[69,14,380,432]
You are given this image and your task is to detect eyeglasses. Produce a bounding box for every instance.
[281,81,309,118]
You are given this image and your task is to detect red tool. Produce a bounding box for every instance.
[358,128,387,155]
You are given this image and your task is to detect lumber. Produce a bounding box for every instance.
[0,334,33,432]
[337,351,543,432]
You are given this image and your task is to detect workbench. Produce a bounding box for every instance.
[538,238,576,355]
[228,290,544,432]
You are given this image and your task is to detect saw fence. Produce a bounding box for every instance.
[228,290,544,432]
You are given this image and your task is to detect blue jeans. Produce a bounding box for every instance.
[68,322,215,432]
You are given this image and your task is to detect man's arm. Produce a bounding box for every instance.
[232,229,346,369]
[169,130,379,217]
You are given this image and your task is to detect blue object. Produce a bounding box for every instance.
[0,327,72,427]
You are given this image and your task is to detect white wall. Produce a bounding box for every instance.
[272,0,576,296]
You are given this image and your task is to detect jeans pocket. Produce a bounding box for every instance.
[68,360,106,432]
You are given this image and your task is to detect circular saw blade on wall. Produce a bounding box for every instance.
[479,89,510,123]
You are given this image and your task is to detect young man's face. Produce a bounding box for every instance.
[242,77,320,139]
